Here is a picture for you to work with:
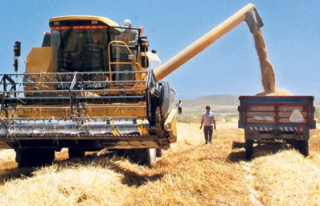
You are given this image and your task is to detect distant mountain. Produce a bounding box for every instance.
[177,94,320,114]
[192,94,239,105]
[177,94,239,114]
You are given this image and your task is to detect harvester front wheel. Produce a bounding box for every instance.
[15,148,55,168]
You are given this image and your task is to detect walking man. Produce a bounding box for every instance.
[200,105,216,144]
[176,100,183,114]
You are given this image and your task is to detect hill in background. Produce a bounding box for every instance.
[178,94,239,115]
[180,94,320,114]
[177,94,320,124]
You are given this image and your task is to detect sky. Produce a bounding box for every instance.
[1,0,320,99]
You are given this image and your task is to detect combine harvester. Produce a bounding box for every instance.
[0,3,311,167]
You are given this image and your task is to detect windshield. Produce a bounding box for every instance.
[51,25,141,83]
[52,27,112,72]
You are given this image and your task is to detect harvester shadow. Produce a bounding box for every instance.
[0,166,36,184]
[112,164,164,187]
[55,151,164,187]
[88,152,165,186]
[228,141,292,162]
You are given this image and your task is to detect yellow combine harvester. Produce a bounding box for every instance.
[0,4,269,167]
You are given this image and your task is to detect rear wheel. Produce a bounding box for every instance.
[147,148,157,166]
[127,148,156,167]
[15,148,55,168]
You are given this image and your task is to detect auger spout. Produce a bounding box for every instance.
[152,3,276,94]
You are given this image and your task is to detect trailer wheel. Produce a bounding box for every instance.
[68,148,85,158]
[15,148,55,168]
[245,139,254,160]
[298,140,309,156]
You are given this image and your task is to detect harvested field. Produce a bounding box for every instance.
[1,119,320,205]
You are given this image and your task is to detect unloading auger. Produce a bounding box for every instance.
[152,3,276,94]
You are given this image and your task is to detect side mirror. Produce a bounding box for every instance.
[13,41,21,72]
[14,41,21,57]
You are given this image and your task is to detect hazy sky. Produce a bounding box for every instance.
[1,1,319,99]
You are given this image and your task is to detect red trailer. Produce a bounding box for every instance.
[238,96,316,159]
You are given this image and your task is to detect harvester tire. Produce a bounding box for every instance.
[15,148,55,168]
[156,148,164,157]
[68,148,85,158]
[127,148,156,167]
[148,148,157,166]
[245,139,254,160]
